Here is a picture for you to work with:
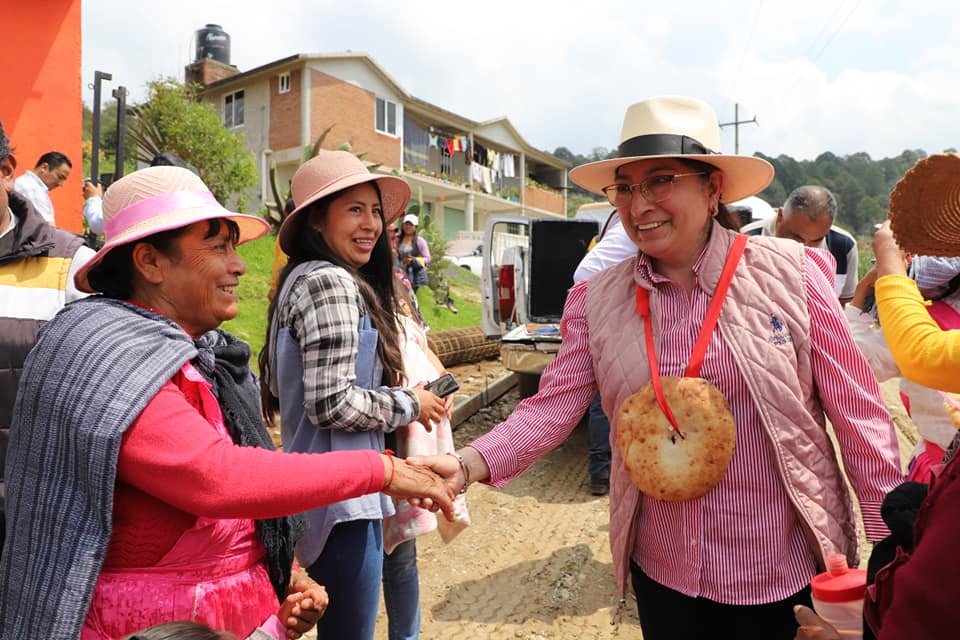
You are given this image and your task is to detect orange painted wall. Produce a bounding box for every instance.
[2,1,83,232]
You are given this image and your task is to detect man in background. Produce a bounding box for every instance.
[13,151,72,225]
[741,185,858,303]
[0,120,93,557]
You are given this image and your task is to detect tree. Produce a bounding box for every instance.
[127,78,257,207]
[567,191,601,217]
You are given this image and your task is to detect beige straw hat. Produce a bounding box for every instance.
[568,96,774,204]
[74,166,269,293]
[889,154,960,257]
[279,150,411,254]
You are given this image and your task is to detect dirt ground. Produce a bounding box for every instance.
[375,384,637,640]
[294,359,920,640]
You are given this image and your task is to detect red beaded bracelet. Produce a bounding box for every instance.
[383,449,396,490]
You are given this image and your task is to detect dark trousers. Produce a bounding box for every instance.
[631,561,812,640]
[586,393,611,484]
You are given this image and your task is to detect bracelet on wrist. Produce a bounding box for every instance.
[447,451,470,494]
[383,450,396,491]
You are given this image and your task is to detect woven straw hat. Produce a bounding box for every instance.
[890,154,960,257]
[74,166,269,293]
[279,150,411,254]
[568,96,774,204]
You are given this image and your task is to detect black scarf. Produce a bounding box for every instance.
[193,330,306,603]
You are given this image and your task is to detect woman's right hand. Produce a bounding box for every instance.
[872,221,909,278]
[412,386,446,431]
[381,455,456,521]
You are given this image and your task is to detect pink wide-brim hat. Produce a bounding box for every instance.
[278,150,411,255]
[74,166,270,293]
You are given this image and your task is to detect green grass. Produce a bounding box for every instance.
[221,237,482,370]
[221,234,275,368]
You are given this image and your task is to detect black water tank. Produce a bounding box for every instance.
[195,24,230,64]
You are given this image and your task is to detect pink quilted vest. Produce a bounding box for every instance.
[585,222,861,601]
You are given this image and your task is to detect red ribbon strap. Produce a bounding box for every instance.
[634,233,748,436]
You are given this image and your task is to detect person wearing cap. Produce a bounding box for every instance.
[260,150,448,640]
[0,119,95,560]
[0,165,455,639]
[411,96,902,640]
[741,185,859,304]
[397,212,431,290]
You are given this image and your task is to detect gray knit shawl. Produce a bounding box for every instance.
[0,297,198,639]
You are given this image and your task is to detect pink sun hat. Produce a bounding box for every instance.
[279,150,411,255]
[74,165,270,293]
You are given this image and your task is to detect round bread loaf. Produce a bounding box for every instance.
[616,376,736,502]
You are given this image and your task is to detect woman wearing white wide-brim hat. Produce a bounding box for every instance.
[0,165,455,639]
[412,96,903,640]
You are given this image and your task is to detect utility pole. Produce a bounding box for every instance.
[719,102,758,154]
[112,86,128,180]
[90,70,112,185]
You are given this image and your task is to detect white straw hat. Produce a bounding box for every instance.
[569,96,774,204]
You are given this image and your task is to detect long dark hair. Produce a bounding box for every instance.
[259,187,404,424]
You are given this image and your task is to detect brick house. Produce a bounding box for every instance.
[186,52,569,240]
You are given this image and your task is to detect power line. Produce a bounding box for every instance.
[812,0,864,63]
[732,0,765,97]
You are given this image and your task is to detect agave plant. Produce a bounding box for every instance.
[264,124,383,231]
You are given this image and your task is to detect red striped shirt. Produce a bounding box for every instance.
[471,247,902,604]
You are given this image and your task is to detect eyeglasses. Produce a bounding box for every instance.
[601,172,706,207]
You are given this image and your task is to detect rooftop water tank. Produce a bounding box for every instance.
[195,24,230,64]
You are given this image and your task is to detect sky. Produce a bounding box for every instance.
[82,0,960,162]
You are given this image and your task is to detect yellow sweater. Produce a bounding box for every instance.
[876,274,960,391]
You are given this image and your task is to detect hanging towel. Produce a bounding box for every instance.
[503,154,516,178]
[480,166,493,194]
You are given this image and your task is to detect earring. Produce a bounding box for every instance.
[710,202,719,217]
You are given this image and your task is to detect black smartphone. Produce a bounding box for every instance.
[424,372,460,398]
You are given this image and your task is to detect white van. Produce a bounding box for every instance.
[480,207,603,395]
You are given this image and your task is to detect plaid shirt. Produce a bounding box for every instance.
[280,265,417,432]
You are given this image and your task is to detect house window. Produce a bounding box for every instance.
[278,73,291,94]
[224,90,245,127]
[375,97,398,136]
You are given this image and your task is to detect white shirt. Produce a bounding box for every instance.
[82,196,104,235]
[740,216,859,301]
[13,171,54,224]
[572,217,636,283]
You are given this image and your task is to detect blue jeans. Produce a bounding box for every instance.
[382,539,421,640]
[587,393,611,483]
[306,519,383,640]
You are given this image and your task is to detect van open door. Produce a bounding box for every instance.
[481,216,531,338]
